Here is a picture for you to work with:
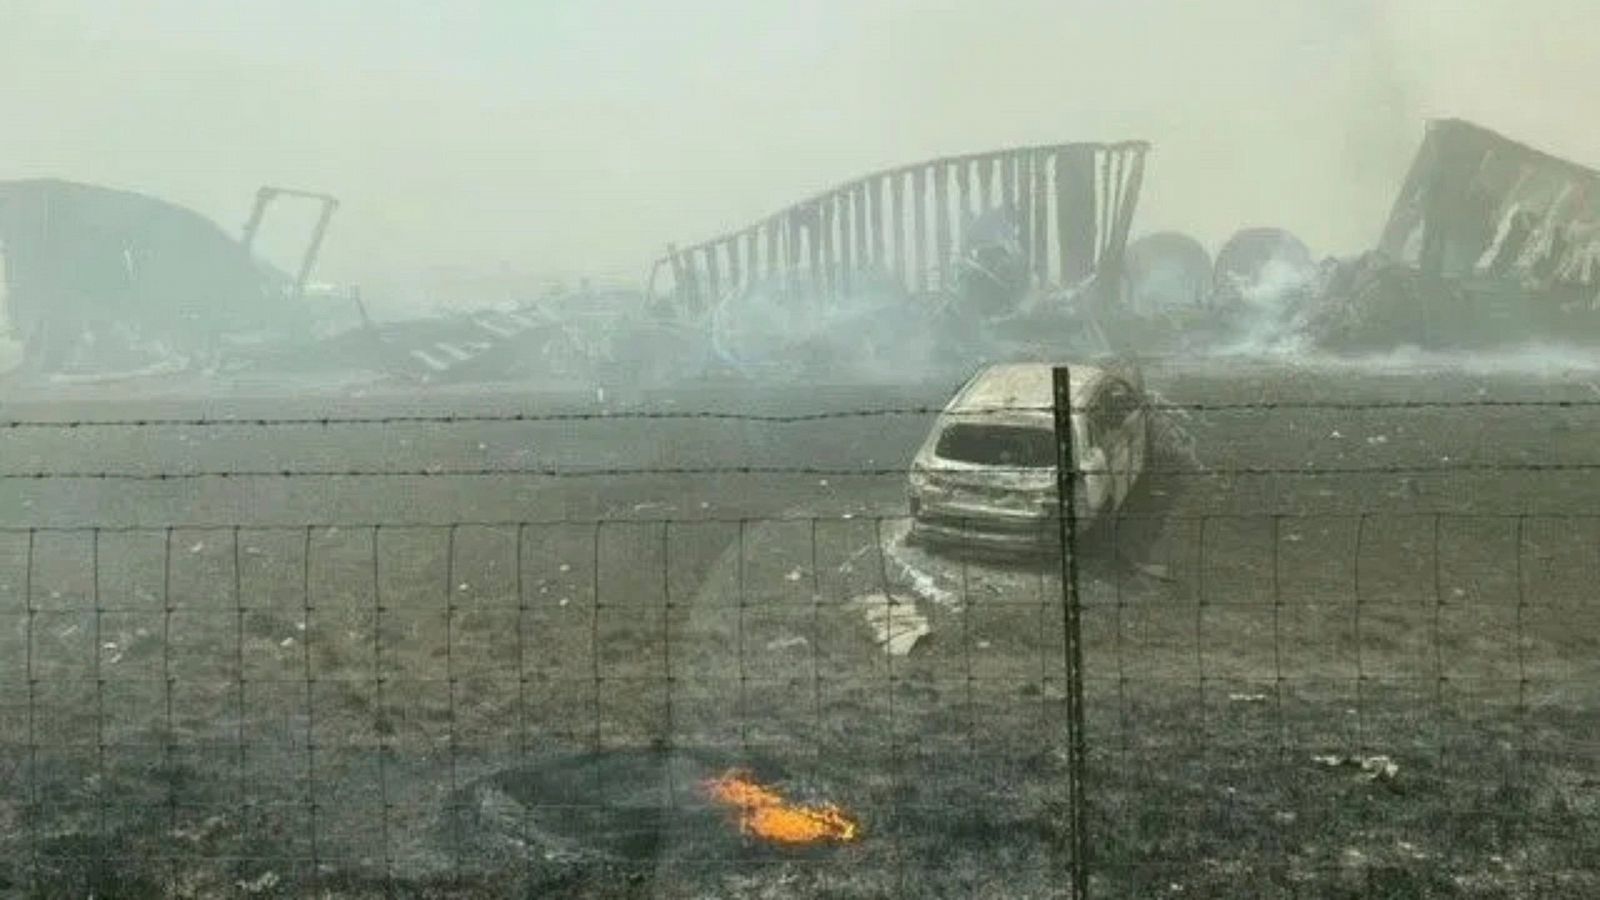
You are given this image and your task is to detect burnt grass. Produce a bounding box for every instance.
[2,360,1600,896]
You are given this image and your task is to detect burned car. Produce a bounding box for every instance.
[907,361,1148,555]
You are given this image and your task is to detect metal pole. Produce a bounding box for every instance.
[292,198,338,303]
[1052,365,1089,900]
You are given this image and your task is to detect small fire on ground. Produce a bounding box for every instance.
[703,770,860,845]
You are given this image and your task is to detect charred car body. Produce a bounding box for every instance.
[907,361,1148,555]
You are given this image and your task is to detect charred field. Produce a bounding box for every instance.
[1,357,1599,897]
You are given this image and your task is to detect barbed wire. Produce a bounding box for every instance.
[2,397,1600,430]
[0,460,1595,481]
[0,508,1591,534]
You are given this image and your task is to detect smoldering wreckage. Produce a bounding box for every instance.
[4,118,1600,388]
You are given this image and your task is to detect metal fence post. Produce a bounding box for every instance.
[1052,365,1089,899]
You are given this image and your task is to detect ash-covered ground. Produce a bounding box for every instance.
[3,353,1600,897]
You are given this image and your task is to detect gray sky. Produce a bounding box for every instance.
[4,1,1598,295]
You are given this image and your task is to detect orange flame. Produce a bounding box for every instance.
[703,770,860,845]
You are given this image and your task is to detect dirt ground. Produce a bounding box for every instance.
[2,359,1599,897]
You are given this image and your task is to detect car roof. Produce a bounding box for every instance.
[948,363,1108,415]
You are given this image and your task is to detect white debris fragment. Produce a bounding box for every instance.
[850,593,929,656]
[1312,753,1399,781]
[1133,562,1173,582]
[1228,693,1268,703]
[765,635,809,651]
[784,567,804,582]
[1362,755,1400,780]
[238,871,280,894]
[189,541,205,554]
[279,637,296,648]
[1366,434,1388,446]
[976,640,992,650]
[558,563,571,574]
[1329,430,1342,439]
[458,583,470,593]
[558,597,570,607]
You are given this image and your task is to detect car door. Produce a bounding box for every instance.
[1080,382,1118,515]
[1099,379,1140,507]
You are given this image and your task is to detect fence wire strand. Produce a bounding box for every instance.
[4,393,1600,897]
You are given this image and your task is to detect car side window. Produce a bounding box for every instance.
[1086,380,1139,447]
[1087,387,1119,446]
[1106,380,1139,426]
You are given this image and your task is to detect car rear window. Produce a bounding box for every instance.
[934,424,1056,468]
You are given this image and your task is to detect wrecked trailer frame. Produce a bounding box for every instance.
[0,178,349,378]
[648,141,1150,312]
[1312,118,1600,350]
[646,142,1151,377]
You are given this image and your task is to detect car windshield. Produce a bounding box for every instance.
[934,424,1056,468]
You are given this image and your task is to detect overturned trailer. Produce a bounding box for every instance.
[0,179,345,377]
[1313,119,1600,349]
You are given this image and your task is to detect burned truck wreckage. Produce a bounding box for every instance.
[5,119,1599,389]
[1311,118,1600,350]
[650,141,1150,379]
[1113,119,1600,355]
[0,180,705,385]
[0,179,345,378]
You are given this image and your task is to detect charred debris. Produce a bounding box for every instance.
[3,118,1597,387]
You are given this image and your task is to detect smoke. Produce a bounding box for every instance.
[10,0,1592,297]
[1274,343,1600,378]
[709,274,954,384]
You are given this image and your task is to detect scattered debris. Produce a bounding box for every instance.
[1312,753,1400,782]
[850,593,930,656]
[1132,561,1174,582]
[237,871,281,894]
[172,815,228,844]
[765,635,809,652]
[1227,693,1268,703]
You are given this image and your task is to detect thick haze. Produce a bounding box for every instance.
[4,1,1598,302]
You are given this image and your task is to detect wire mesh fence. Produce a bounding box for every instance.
[2,388,1599,897]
